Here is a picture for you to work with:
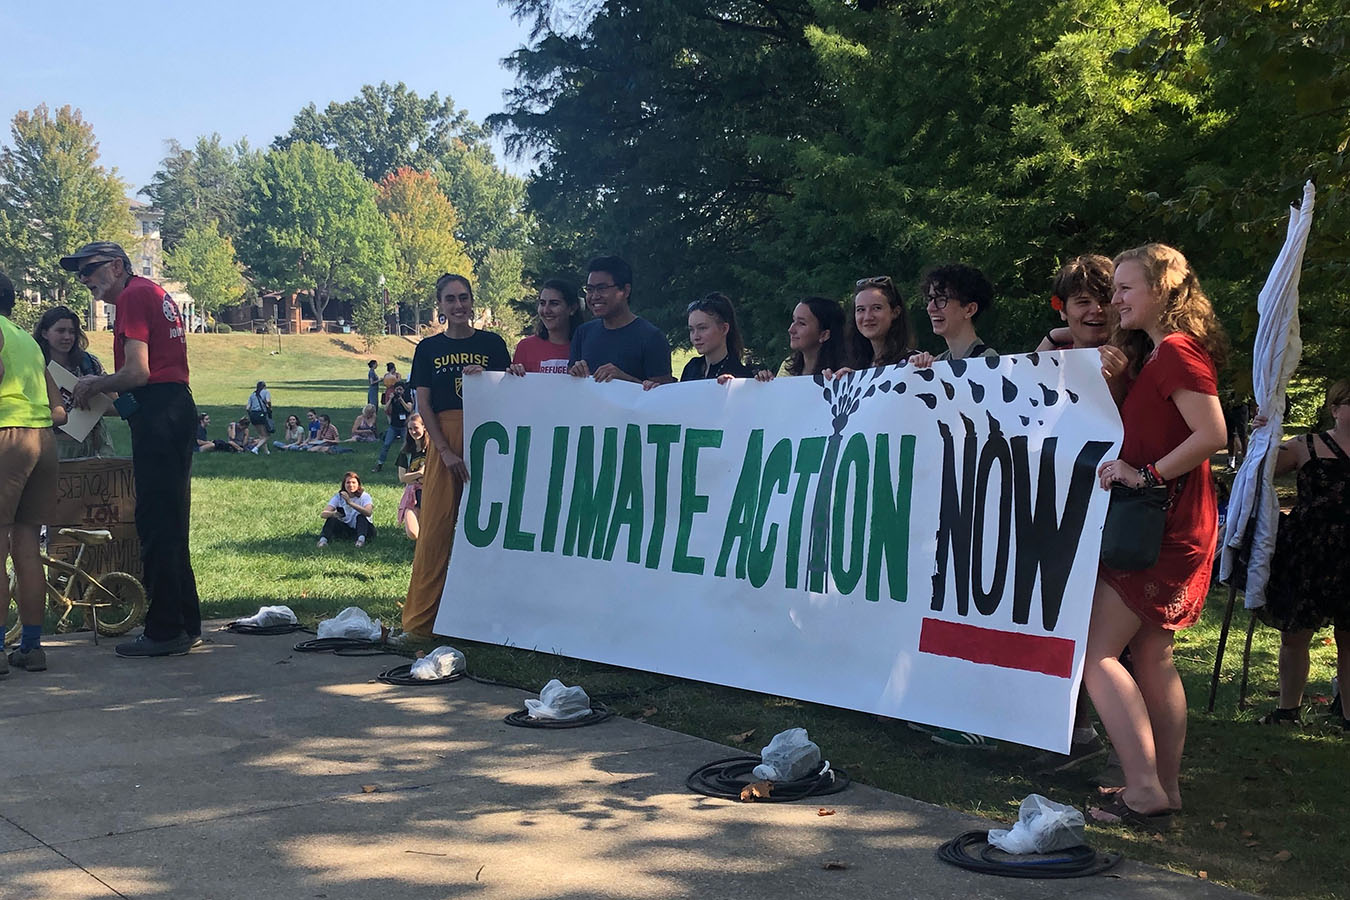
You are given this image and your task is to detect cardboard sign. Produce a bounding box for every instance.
[49,457,141,579]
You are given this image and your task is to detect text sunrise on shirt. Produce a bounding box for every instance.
[113,276,189,384]
[410,330,511,413]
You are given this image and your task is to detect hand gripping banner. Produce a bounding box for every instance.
[437,350,1122,751]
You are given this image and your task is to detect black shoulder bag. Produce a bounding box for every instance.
[1100,473,1188,571]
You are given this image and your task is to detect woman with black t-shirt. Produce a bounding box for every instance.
[644,292,753,389]
[401,274,511,640]
[396,413,428,541]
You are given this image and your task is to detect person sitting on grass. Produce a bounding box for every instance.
[227,417,261,454]
[277,414,304,447]
[317,471,374,548]
[305,414,341,451]
[396,413,428,541]
[195,413,242,453]
[348,404,378,442]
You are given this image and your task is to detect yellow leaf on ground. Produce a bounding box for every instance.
[740,781,773,801]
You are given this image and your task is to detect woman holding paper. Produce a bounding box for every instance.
[33,306,113,458]
[1083,244,1228,831]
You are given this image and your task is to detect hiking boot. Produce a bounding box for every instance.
[1032,734,1109,773]
[115,633,193,659]
[8,646,47,672]
[930,728,997,750]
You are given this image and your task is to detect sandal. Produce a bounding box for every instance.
[1257,706,1302,726]
[1088,796,1175,833]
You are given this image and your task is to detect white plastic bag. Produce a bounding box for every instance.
[752,727,822,781]
[316,606,382,641]
[987,794,1086,854]
[524,679,592,720]
[409,646,466,680]
[236,605,297,627]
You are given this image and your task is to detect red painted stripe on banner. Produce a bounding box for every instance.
[918,618,1074,678]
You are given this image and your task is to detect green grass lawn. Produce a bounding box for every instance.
[78,332,1350,898]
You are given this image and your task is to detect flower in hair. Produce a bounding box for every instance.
[1050,294,1063,311]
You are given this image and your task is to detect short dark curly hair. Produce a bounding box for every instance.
[1052,254,1113,306]
[921,263,994,321]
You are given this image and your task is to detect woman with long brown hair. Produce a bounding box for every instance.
[1084,243,1228,830]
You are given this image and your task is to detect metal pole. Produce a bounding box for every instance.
[1207,580,1239,713]
[1237,612,1258,710]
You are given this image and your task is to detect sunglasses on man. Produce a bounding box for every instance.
[78,258,115,279]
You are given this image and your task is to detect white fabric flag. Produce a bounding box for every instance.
[1220,181,1315,608]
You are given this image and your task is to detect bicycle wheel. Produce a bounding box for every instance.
[83,572,147,637]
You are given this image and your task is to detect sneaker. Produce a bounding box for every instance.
[250,445,260,455]
[371,463,383,473]
[1032,734,1108,773]
[317,537,328,547]
[8,646,47,672]
[930,729,997,750]
[115,633,193,658]
[355,536,366,548]
[188,634,204,649]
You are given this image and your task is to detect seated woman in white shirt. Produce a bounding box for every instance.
[317,471,375,548]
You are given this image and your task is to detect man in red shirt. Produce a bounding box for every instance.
[65,242,201,658]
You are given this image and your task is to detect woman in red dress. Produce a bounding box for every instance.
[1084,244,1228,830]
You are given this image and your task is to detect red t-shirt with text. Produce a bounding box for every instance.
[512,335,571,374]
[113,276,189,385]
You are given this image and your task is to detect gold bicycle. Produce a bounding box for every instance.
[4,528,147,645]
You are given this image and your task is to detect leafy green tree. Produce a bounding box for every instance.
[351,294,388,351]
[163,221,247,315]
[437,142,532,267]
[494,0,833,349]
[0,104,133,310]
[275,81,487,182]
[143,134,255,248]
[1111,0,1349,380]
[236,142,394,325]
[476,247,530,339]
[376,167,474,330]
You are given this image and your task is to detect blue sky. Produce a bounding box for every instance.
[0,0,534,194]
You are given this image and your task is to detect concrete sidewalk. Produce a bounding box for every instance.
[1,625,1247,900]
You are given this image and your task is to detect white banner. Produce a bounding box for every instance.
[437,350,1122,752]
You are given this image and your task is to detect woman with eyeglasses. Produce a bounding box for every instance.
[910,264,998,368]
[645,293,753,389]
[401,273,511,644]
[511,279,582,375]
[33,305,115,458]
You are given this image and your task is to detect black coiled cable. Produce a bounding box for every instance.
[935,831,1122,878]
[686,756,850,802]
[376,663,465,686]
[503,703,613,728]
[292,637,395,656]
[223,622,312,636]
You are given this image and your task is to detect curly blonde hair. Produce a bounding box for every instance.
[1110,243,1228,376]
